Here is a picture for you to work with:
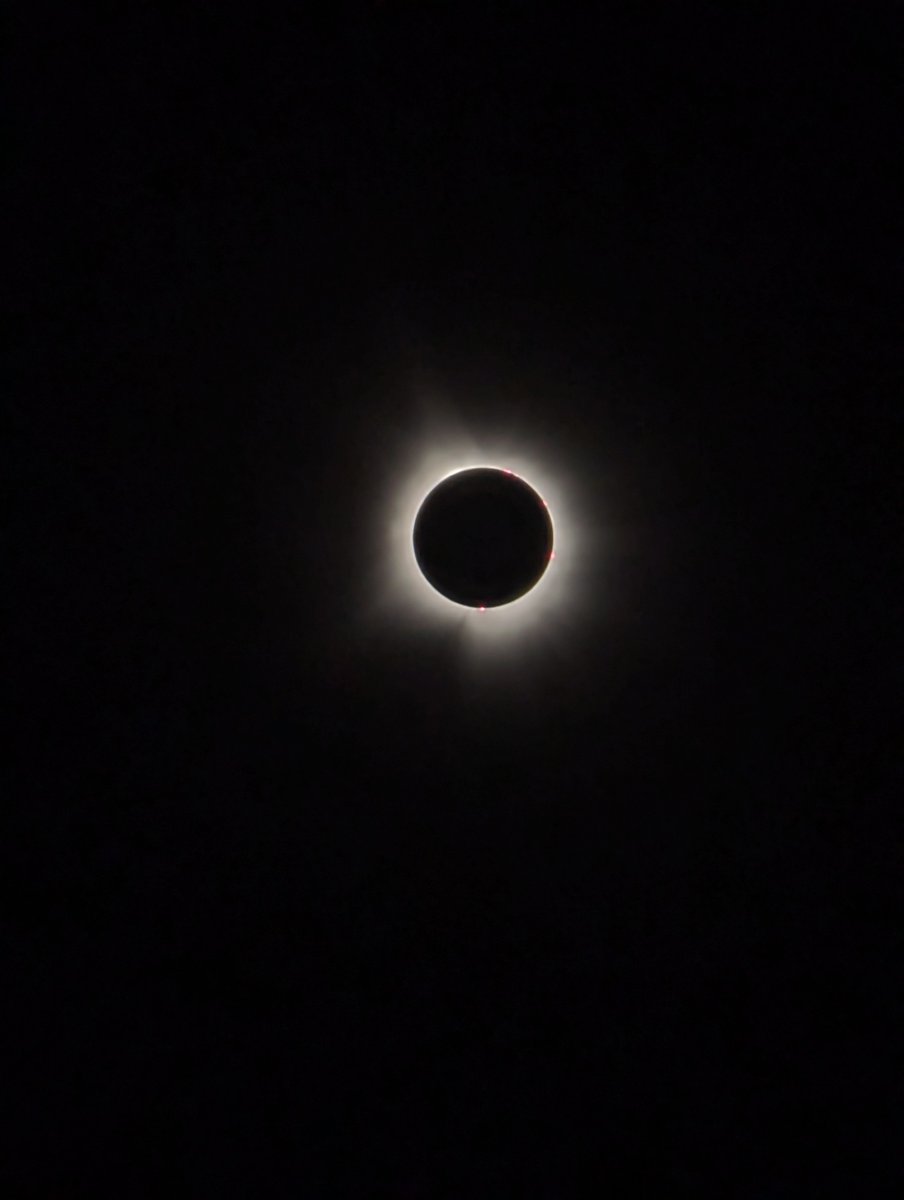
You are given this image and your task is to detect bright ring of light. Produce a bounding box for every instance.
[373,422,593,655]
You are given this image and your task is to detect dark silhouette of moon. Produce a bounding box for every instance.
[413,467,554,608]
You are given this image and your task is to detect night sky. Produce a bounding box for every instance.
[9,6,902,1194]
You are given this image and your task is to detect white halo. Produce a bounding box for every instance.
[364,404,605,662]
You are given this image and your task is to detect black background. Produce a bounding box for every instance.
[9,5,902,1194]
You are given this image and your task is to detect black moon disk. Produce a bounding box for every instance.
[412,467,554,608]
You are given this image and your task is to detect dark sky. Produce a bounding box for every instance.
[9,6,901,1194]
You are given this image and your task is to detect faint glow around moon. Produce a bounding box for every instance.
[369,409,601,659]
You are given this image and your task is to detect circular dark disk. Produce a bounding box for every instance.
[413,467,554,608]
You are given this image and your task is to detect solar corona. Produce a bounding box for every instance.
[368,408,598,663]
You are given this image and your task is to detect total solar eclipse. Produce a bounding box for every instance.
[412,467,554,608]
